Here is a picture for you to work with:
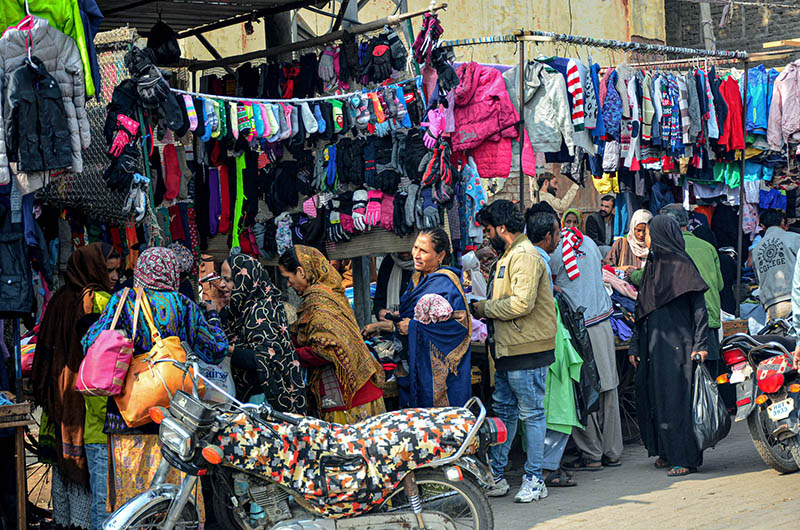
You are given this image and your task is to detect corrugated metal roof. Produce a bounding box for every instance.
[97,0,318,35]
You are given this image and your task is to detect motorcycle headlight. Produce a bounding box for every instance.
[159,417,194,460]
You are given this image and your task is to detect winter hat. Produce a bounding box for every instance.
[300,102,318,135]
[182,95,197,131]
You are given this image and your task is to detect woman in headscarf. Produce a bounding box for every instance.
[220,254,306,413]
[362,229,472,408]
[604,209,653,269]
[81,247,227,514]
[629,215,709,478]
[279,245,384,424]
[561,208,583,230]
[32,243,120,530]
[168,241,196,301]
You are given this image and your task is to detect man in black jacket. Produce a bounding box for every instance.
[584,195,615,256]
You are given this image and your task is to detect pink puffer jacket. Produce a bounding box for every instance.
[452,62,519,151]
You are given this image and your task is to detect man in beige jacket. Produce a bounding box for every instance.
[534,174,580,216]
[471,199,557,503]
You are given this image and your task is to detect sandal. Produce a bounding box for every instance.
[667,466,697,477]
[654,458,670,469]
[544,468,577,487]
[563,457,603,471]
[602,456,621,467]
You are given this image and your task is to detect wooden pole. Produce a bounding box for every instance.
[518,37,526,211]
[15,426,26,530]
[735,61,748,317]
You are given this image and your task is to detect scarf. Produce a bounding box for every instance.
[386,253,415,312]
[293,246,383,408]
[626,209,653,260]
[31,243,114,487]
[223,254,306,413]
[168,242,194,274]
[635,215,708,321]
[134,247,179,291]
[561,227,584,281]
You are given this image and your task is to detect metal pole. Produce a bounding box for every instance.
[13,319,21,399]
[518,39,525,211]
[735,61,748,318]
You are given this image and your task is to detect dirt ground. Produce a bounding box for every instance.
[492,420,800,529]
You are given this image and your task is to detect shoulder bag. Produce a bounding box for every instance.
[115,288,205,427]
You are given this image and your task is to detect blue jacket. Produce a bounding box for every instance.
[745,65,778,134]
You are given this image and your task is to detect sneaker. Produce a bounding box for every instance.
[485,476,509,497]
[514,476,548,503]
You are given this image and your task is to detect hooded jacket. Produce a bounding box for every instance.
[503,62,574,155]
[452,62,519,151]
[0,16,90,186]
[768,59,800,151]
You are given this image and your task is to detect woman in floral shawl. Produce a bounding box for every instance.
[221,254,306,413]
[279,245,384,424]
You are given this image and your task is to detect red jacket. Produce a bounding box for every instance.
[452,62,520,179]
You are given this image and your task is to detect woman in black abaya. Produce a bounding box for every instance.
[629,215,710,477]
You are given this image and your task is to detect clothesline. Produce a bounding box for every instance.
[440,34,517,48]
[172,76,420,104]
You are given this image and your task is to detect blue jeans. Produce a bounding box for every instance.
[543,429,570,471]
[85,443,108,530]
[489,366,547,481]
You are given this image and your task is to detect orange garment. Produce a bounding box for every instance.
[694,205,715,226]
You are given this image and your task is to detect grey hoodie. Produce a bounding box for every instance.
[754,226,800,308]
[503,62,574,155]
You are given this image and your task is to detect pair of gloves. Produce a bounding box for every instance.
[362,28,408,83]
[421,108,446,149]
[412,13,444,66]
[108,114,140,157]
[103,143,140,192]
[313,145,338,192]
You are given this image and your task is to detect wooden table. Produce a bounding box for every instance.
[1,392,34,530]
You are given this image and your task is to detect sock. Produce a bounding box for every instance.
[282,103,293,139]
[229,102,239,139]
[210,100,221,138]
[314,103,326,133]
[268,104,282,142]
[301,102,318,135]
[289,105,300,138]
[162,144,181,201]
[252,103,265,138]
[183,95,198,130]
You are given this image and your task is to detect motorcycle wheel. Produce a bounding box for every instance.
[746,406,799,474]
[378,469,493,530]
[125,500,200,529]
[790,439,800,468]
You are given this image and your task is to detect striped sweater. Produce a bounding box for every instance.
[542,57,586,131]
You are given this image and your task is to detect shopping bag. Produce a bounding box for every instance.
[76,288,136,396]
[692,362,731,450]
[196,356,235,403]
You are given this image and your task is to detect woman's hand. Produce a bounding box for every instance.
[691,350,708,362]
[377,309,391,321]
[228,344,235,354]
[397,318,410,335]
[202,298,219,312]
[361,322,382,338]
[629,354,639,368]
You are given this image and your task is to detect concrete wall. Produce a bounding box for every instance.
[665,0,800,63]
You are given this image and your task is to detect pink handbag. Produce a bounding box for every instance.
[76,288,141,397]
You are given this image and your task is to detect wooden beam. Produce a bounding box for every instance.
[331,0,351,32]
[177,0,321,39]
[763,39,800,49]
[194,33,237,77]
[351,257,372,328]
[189,3,447,71]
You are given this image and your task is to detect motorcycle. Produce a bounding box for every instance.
[103,343,504,530]
[719,319,800,473]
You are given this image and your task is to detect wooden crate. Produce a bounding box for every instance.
[0,392,34,428]
[722,319,749,338]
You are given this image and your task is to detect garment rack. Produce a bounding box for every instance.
[441,29,749,316]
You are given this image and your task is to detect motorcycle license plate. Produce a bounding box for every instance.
[767,398,794,421]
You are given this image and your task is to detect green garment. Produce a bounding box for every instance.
[683,232,723,329]
[83,291,111,444]
[1,1,95,97]
[544,302,584,434]
[631,233,723,328]
[233,153,246,248]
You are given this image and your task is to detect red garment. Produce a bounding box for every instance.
[719,77,745,151]
[694,205,715,226]
[168,205,185,242]
[451,62,519,152]
[162,144,180,201]
[187,208,201,274]
[218,165,231,234]
[296,345,384,410]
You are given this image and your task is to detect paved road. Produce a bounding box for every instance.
[490,420,800,529]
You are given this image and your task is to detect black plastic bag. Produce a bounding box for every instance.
[555,293,601,425]
[692,362,731,450]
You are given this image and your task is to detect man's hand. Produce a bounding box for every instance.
[793,345,800,370]
[692,350,708,363]
[553,285,563,294]
[629,354,639,368]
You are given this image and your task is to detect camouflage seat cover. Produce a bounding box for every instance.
[217,407,476,518]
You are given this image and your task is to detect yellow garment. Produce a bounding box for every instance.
[592,173,620,195]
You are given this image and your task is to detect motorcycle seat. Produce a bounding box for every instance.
[751,334,796,353]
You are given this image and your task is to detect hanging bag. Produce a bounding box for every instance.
[115,288,205,427]
[692,361,731,451]
[76,288,137,396]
